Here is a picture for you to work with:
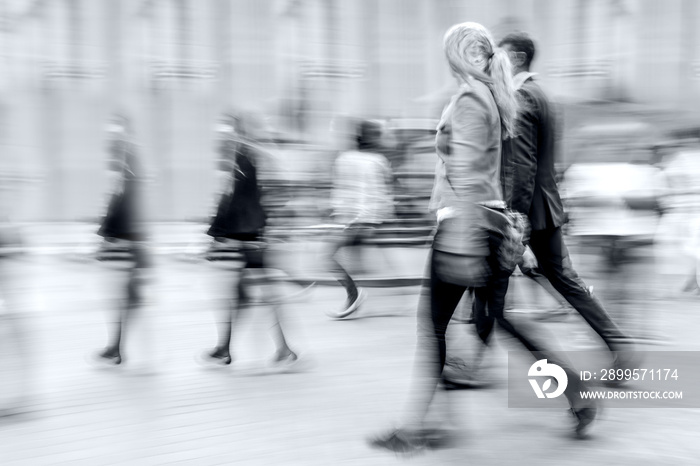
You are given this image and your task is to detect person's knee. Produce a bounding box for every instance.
[546,269,588,296]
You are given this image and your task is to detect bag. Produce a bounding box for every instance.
[432,215,491,288]
[479,204,528,274]
[432,248,491,288]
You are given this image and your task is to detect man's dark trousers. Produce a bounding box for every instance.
[528,226,628,350]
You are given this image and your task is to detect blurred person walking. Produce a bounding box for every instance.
[325,119,394,319]
[497,32,635,366]
[370,23,597,454]
[94,115,149,366]
[200,113,301,368]
[656,149,700,295]
[0,177,33,414]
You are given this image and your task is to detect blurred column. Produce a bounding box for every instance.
[0,0,10,220]
[66,0,83,63]
[274,0,305,137]
[573,0,590,96]
[360,0,380,116]
[39,0,65,220]
[309,0,340,146]
[323,0,338,120]
[214,0,232,104]
[105,0,124,110]
[144,0,219,221]
[607,0,627,101]
[680,0,699,109]
[175,0,190,62]
[146,0,175,220]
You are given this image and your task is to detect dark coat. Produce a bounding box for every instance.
[207,146,267,239]
[505,77,566,231]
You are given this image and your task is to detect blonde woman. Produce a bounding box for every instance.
[370,23,596,454]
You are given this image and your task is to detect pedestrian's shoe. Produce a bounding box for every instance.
[200,347,232,366]
[271,349,298,367]
[418,427,457,449]
[96,347,122,366]
[442,374,492,390]
[442,357,492,390]
[328,289,366,319]
[571,402,598,438]
[605,347,642,387]
[368,429,427,455]
[612,348,640,372]
[269,350,312,373]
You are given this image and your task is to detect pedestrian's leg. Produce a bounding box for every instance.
[400,254,466,430]
[370,255,468,452]
[268,305,296,361]
[206,264,246,364]
[328,226,359,302]
[102,257,142,362]
[486,269,595,425]
[530,228,629,351]
[523,266,571,310]
[259,270,298,362]
[440,289,493,389]
[472,286,495,344]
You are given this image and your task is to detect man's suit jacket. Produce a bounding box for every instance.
[506,76,566,231]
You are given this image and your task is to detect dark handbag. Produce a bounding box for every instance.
[432,216,491,288]
[479,204,528,273]
[431,206,526,287]
[432,248,491,288]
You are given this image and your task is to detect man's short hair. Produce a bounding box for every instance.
[499,32,536,69]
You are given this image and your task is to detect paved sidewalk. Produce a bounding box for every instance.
[1,226,698,465]
[0,252,699,465]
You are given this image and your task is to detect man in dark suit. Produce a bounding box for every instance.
[498,32,634,367]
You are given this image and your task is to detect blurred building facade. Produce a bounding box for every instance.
[1,0,699,221]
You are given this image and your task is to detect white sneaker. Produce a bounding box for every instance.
[327,288,366,319]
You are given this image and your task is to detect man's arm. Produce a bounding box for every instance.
[509,91,539,217]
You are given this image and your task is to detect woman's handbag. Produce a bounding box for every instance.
[432,214,491,288]
[432,247,491,288]
[478,203,528,274]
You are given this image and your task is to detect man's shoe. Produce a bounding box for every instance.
[368,429,427,455]
[419,427,457,449]
[442,375,493,390]
[442,356,493,390]
[612,349,641,372]
[571,403,598,438]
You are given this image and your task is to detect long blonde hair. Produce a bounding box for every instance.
[443,22,518,139]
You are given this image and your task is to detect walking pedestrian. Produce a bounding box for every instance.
[326,119,394,318]
[94,114,149,366]
[369,23,597,454]
[497,31,635,368]
[200,112,301,368]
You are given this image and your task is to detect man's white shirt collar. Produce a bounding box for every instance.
[514,71,538,90]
